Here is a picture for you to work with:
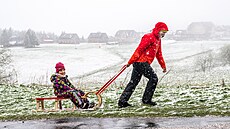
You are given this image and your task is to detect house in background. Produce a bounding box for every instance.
[186,22,215,40]
[58,32,80,44]
[213,25,230,40]
[36,32,57,43]
[88,32,108,43]
[173,22,216,41]
[115,30,140,43]
[9,35,24,46]
[174,30,188,41]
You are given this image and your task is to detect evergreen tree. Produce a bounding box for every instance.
[0,29,10,47]
[8,27,13,39]
[24,29,39,48]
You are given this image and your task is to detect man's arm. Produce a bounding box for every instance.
[127,35,151,65]
[156,42,167,73]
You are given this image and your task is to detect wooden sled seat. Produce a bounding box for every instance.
[35,97,77,112]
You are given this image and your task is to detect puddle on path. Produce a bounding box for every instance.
[1,117,230,129]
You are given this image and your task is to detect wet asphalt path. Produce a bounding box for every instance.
[1,117,230,129]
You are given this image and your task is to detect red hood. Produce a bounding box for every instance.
[152,22,168,37]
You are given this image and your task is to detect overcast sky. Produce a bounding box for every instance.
[0,0,229,37]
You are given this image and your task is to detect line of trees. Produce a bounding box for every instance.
[0,28,39,48]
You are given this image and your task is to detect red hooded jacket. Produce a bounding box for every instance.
[128,22,168,69]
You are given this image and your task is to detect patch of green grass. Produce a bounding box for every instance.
[0,84,230,121]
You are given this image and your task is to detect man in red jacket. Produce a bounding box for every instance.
[118,22,168,108]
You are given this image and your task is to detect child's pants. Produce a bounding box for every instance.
[58,89,89,108]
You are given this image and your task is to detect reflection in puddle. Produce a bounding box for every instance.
[127,122,159,128]
[55,119,69,124]
[54,118,87,129]
[1,117,230,129]
[52,118,159,129]
[146,122,159,127]
[55,123,87,129]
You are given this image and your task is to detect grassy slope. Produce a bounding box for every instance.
[0,83,229,121]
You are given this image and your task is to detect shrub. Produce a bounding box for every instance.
[0,48,16,84]
[220,44,230,65]
[195,52,214,72]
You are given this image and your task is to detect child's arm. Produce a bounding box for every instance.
[66,79,76,89]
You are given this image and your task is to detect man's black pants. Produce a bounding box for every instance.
[119,62,158,103]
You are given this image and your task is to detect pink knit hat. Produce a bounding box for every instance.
[55,62,65,73]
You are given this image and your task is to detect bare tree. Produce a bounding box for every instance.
[195,52,214,72]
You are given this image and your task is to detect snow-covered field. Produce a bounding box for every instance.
[10,43,122,85]
[8,40,230,86]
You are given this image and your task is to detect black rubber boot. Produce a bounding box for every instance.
[118,101,132,108]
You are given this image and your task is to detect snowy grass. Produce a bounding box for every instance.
[0,82,229,121]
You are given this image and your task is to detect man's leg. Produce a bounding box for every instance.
[142,63,158,104]
[118,63,142,106]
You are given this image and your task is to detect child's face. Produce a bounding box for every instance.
[58,69,66,75]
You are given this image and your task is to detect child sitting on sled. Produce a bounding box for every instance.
[50,62,94,109]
